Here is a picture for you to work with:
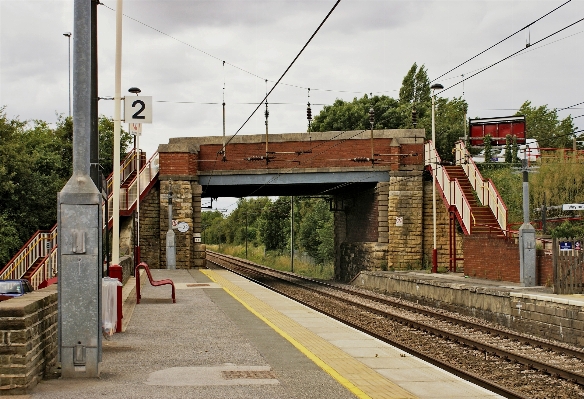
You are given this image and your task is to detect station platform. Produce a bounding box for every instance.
[28,268,500,399]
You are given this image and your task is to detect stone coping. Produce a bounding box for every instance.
[358,271,584,307]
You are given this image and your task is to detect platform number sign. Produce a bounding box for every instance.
[125,96,152,123]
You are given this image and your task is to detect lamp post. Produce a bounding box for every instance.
[63,32,72,118]
[430,83,443,273]
[128,86,141,266]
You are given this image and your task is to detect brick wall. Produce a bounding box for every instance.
[463,234,520,282]
[537,250,553,286]
[0,285,58,394]
[158,131,425,176]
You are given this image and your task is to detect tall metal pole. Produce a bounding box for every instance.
[431,94,438,273]
[112,0,123,265]
[166,180,176,269]
[430,83,443,273]
[63,32,72,118]
[89,0,99,188]
[58,0,102,377]
[291,196,294,273]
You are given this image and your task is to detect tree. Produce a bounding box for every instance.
[0,109,133,265]
[258,197,290,252]
[297,198,333,264]
[98,116,133,177]
[310,95,405,132]
[398,63,431,126]
[516,101,575,148]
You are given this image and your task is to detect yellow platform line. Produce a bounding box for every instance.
[202,269,417,399]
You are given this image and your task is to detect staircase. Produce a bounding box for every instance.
[442,165,503,236]
[0,150,160,289]
[425,140,508,237]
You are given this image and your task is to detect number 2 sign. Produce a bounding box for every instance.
[124,96,152,123]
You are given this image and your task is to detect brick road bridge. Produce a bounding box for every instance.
[138,129,434,280]
[2,128,510,287]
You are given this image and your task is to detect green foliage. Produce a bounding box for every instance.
[516,101,575,148]
[202,196,335,266]
[259,197,290,252]
[478,164,523,224]
[0,109,131,266]
[297,198,333,264]
[98,116,133,177]
[310,94,405,132]
[530,153,584,220]
[310,63,467,163]
[550,221,584,239]
[504,135,513,163]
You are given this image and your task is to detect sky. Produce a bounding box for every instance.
[1,0,583,212]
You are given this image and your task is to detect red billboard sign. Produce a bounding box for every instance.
[469,115,526,146]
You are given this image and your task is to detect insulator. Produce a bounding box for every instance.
[307,102,312,121]
[411,108,417,126]
[369,107,375,125]
[352,157,370,163]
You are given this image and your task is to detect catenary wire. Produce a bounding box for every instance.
[440,16,584,95]
[223,0,341,148]
[432,0,571,82]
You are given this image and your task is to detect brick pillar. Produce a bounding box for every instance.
[388,171,424,269]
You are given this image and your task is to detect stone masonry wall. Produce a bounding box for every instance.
[387,171,424,269]
[0,285,58,394]
[422,180,462,270]
[159,179,194,269]
[354,271,584,346]
[337,242,389,282]
[139,182,160,268]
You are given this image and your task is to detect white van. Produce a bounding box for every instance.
[472,139,540,163]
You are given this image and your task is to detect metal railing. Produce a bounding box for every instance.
[29,247,58,290]
[1,151,159,285]
[107,151,159,223]
[105,148,143,197]
[455,141,508,233]
[425,141,474,234]
[0,225,57,281]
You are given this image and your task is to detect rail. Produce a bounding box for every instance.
[424,141,474,234]
[455,141,508,234]
[0,225,57,281]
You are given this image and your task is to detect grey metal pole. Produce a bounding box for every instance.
[166,180,176,269]
[63,32,72,118]
[519,159,536,286]
[58,0,102,378]
[291,196,294,273]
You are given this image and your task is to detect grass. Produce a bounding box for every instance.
[207,244,335,280]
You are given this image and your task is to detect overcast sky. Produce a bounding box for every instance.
[1,0,583,211]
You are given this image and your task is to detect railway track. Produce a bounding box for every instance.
[207,251,584,399]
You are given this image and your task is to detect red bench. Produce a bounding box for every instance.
[135,262,176,304]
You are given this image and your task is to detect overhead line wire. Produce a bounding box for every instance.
[432,0,571,82]
[223,0,341,147]
[441,16,584,95]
